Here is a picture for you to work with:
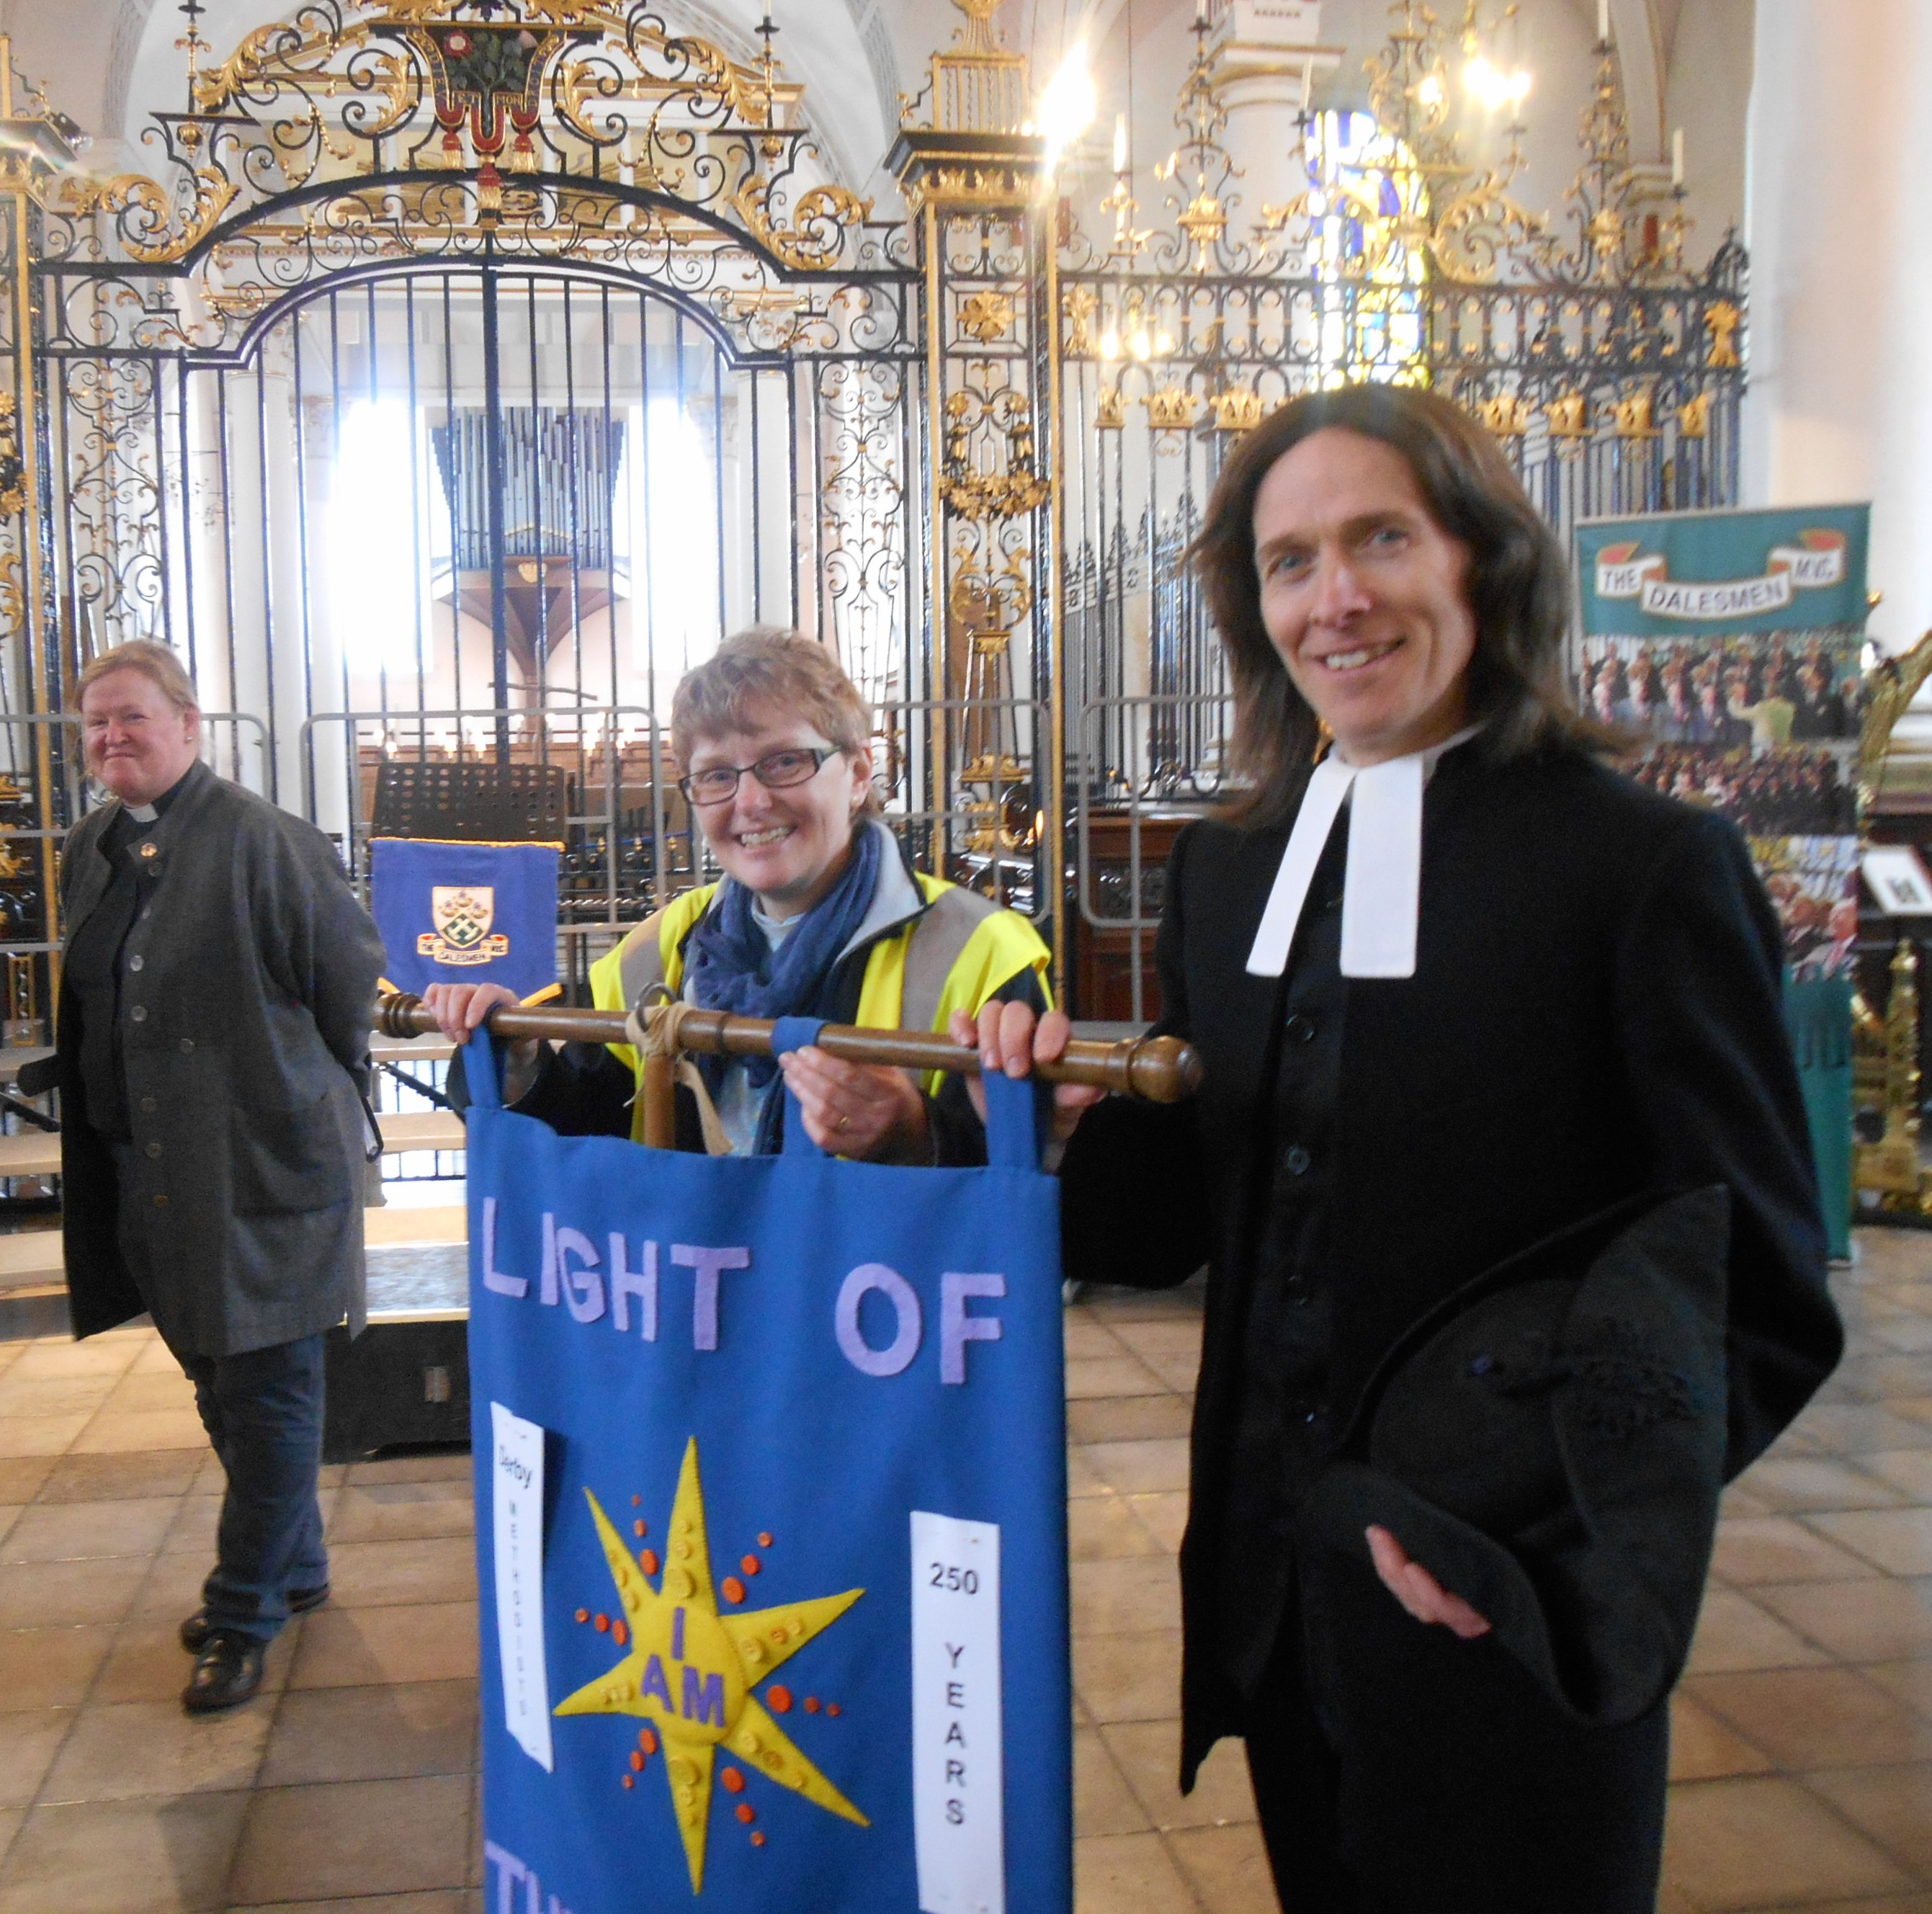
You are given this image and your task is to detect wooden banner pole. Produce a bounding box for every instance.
[375,992,1202,1105]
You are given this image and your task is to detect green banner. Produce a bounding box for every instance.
[1576,504,1871,639]
[1786,977,1854,1260]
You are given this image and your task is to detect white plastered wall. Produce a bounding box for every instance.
[1742,0,1932,658]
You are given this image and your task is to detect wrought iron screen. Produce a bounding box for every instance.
[0,0,1750,1034]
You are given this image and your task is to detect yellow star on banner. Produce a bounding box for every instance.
[554,1436,869,1893]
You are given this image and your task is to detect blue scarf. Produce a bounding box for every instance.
[681,820,885,1110]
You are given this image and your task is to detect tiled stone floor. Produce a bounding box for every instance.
[0,1231,1927,1913]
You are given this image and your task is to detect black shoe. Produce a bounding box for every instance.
[179,1583,329,1653]
[182,1630,267,1714]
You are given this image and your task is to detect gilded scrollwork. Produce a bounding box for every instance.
[64,168,239,266]
[39,0,879,303]
[939,375,1048,521]
[954,290,1014,345]
[818,359,909,725]
[732,181,872,274]
[0,395,24,516]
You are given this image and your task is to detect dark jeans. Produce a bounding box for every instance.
[107,1138,330,1643]
[171,1334,330,1642]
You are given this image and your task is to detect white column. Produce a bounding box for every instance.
[1742,0,1932,654]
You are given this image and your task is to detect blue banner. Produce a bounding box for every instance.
[464,1021,1073,1914]
[370,837,560,1003]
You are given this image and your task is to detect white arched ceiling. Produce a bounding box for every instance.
[0,0,146,154]
[1610,0,1664,164]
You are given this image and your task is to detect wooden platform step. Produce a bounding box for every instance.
[0,1132,61,1179]
[0,1201,468,1295]
[0,1108,466,1182]
[365,1204,467,1246]
[0,1230,63,1292]
[372,1037,455,1063]
[375,1110,468,1153]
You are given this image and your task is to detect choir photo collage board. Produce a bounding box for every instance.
[1573,504,1872,986]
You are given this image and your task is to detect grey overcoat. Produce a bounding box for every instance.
[47,759,385,1355]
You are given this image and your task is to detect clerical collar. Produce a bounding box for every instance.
[1245,725,1483,982]
[121,767,192,827]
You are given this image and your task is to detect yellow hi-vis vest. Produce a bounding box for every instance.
[587,872,1052,1142]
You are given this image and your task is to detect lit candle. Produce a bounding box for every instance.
[1301,61,1312,114]
[1671,127,1684,187]
[1197,0,1209,25]
[1113,112,1127,174]
[1597,0,1609,41]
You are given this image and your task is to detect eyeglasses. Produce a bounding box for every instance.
[678,746,837,808]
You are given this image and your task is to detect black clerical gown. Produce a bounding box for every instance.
[1057,740,1840,1914]
[1220,828,1346,1700]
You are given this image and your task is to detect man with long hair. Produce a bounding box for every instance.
[964,383,1838,1911]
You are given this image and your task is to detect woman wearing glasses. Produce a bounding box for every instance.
[424,627,1050,1162]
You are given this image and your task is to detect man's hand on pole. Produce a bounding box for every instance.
[951,1001,1106,1144]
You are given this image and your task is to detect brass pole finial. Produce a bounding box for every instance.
[175,0,210,115]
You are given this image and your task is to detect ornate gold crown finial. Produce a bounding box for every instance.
[1545,390,1589,438]
[951,0,1005,55]
[1612,388,1659,439]
[1477,392,1533,438]
[911,0,1026,133]
[1145,383,1202,436]
[1211,386,1264,434]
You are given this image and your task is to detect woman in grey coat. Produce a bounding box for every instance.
[35,640,384,1713]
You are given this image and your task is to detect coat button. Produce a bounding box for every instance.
[128,1006,147,1023]
[1282,1144,1312,1176]
[178,1039,194,1054]
[127,954,143,972]
[138,843,158,859]
[1284,1014,1315,1043]
[139,1097,156,1114]
[144,1140,161,1158]
[152,1192,168,1208]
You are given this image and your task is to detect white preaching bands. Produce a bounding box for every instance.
[1245,726,1484,983]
